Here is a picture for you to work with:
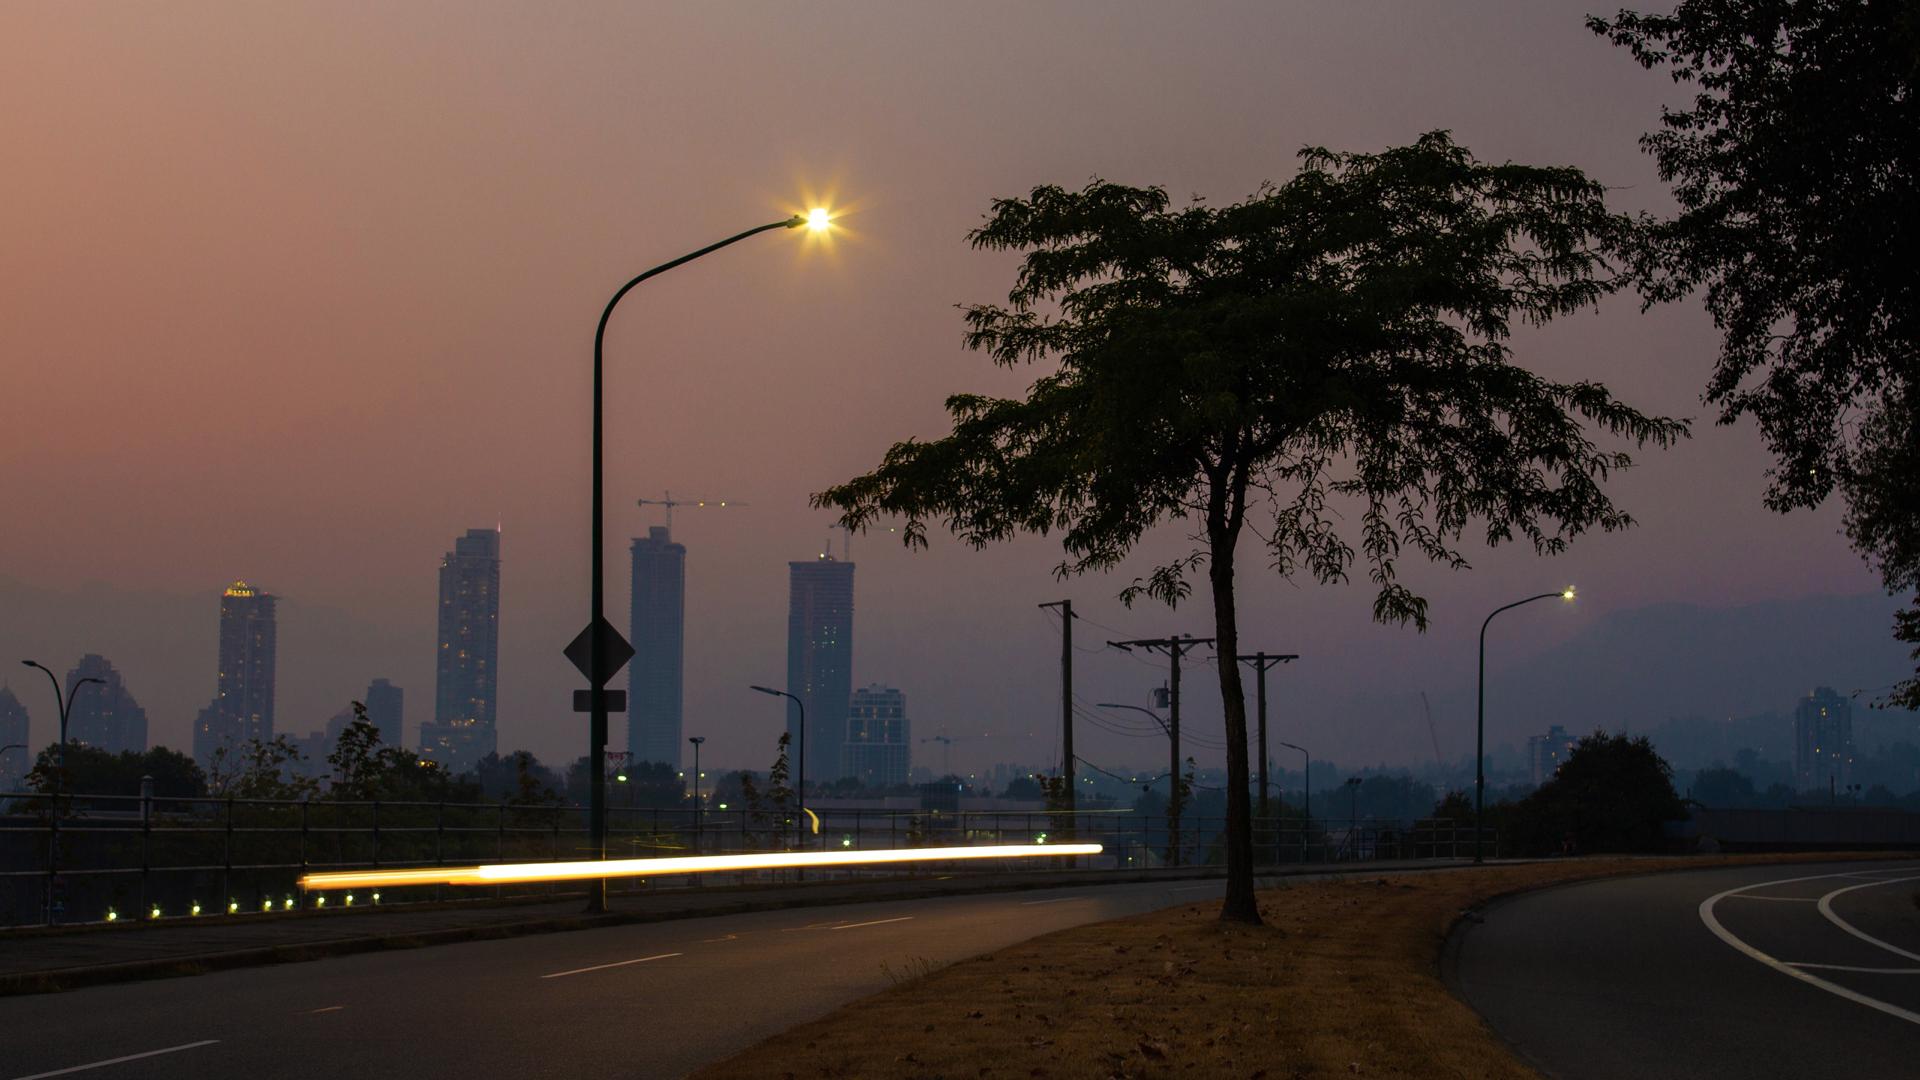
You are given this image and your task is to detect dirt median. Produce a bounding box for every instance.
[688,853,1909,1080]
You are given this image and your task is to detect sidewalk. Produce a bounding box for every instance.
[0,858,1480,995]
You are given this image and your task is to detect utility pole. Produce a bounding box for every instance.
[1038,601,1076,812]
[1040,600,1077,867]
[1235,653,1297,815]
[1108,634,1214,866]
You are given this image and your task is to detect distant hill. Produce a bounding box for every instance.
[0,575,432,756]
[1339,593,1920,770]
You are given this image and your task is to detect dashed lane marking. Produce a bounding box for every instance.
[542,952,682,979]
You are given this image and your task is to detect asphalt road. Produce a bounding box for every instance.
[1449,858,1920,1080]
[0,876,1238,1080]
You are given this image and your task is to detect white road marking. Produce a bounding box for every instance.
[10,1040,219,1080]
[1816,876,1920,961]
[1700,870,1920,1026]
[1022,896,1085,905]
[1727,895,1817,902]
[1788,962,1920,974]
[828,917,913,930]
[542,952,681,978]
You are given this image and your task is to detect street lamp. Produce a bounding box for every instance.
[1276,742,1310,818]
[23,661,103,927]
[22,662,102,777]
[569,210,828,914]
[748,686,805,824]
[1098,702,1183,865]
[1475,589,1575,864]
[688,736,706,856]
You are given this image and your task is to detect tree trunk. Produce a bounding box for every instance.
[1211,515,1261,925]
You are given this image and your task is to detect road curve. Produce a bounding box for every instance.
[0,877,1238,1080]
[1448,858,1920,1080]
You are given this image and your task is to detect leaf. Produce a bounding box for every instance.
[1137,1041,1169,1059]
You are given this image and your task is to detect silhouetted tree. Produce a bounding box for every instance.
[817,133,1685,922]
[23,745,205,802]
[1593,2,1920,705]
[1508,732,1688,855]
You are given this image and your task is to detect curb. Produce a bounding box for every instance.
[0,866,1236,996]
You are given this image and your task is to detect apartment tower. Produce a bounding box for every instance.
[629,526,687,769]
[420,528,501,773]
[787,556,854,783]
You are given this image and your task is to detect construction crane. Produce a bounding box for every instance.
[636,490,746,533]
[917,728,996,778]
[1422,691,1448,793]
[827,523,851,561]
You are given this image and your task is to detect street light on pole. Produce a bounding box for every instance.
[688,736,705,856]
[567,209,831,914]
[23,661,103,926]
[1475,589,1575,864]
[748,686,805,824]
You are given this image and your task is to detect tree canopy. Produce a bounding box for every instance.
[1591,1,1920,702]
[817,132,1684,922]
[1506,732,1688,855]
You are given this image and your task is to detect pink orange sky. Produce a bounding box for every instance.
[0,2,1886,773]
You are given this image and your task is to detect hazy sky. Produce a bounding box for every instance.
[0,2,1887,775]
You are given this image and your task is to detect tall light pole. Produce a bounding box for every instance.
[749,686,805,823]
[1097,701,1183,864]
[1276,741,1310,818]
[567,210,829,914]
[688,736,705,855]
[1475,589,1574,864]
[22,662,101,776]
[23,661,102,926]
[1276,741,1310,863]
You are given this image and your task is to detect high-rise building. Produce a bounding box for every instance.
[787,556,855,783]
[66,655,148,754]
[1526,725,1578,785]
[363,678,403,747]
[194,581,276,764]
[420,529,500,774]
[842,683,910,788]
[629,526,687,769]
[0,685,29,790]
[1795,686,1853,792]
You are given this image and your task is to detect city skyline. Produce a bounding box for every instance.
[0,3,1901,780]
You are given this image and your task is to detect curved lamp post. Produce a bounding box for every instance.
[22,662,102,776]
[1097,702,1183,865]
[748,686,805,822]
[23,661,103,926]
[1474,589,1574,864]
[575,211,829,913]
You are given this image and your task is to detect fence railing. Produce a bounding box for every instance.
[0,791,1493,926]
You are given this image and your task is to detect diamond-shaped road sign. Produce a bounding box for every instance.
[564,617,635,686]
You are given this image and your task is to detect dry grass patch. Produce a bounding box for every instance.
[689,853,1907,1080]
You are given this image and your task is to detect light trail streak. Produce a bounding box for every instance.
[298,843,1103,891]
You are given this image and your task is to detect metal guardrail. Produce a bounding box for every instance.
[0,791,1491,926]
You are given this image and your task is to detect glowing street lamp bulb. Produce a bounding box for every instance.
[807,208,831,231]
[1562,588,1576,599]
